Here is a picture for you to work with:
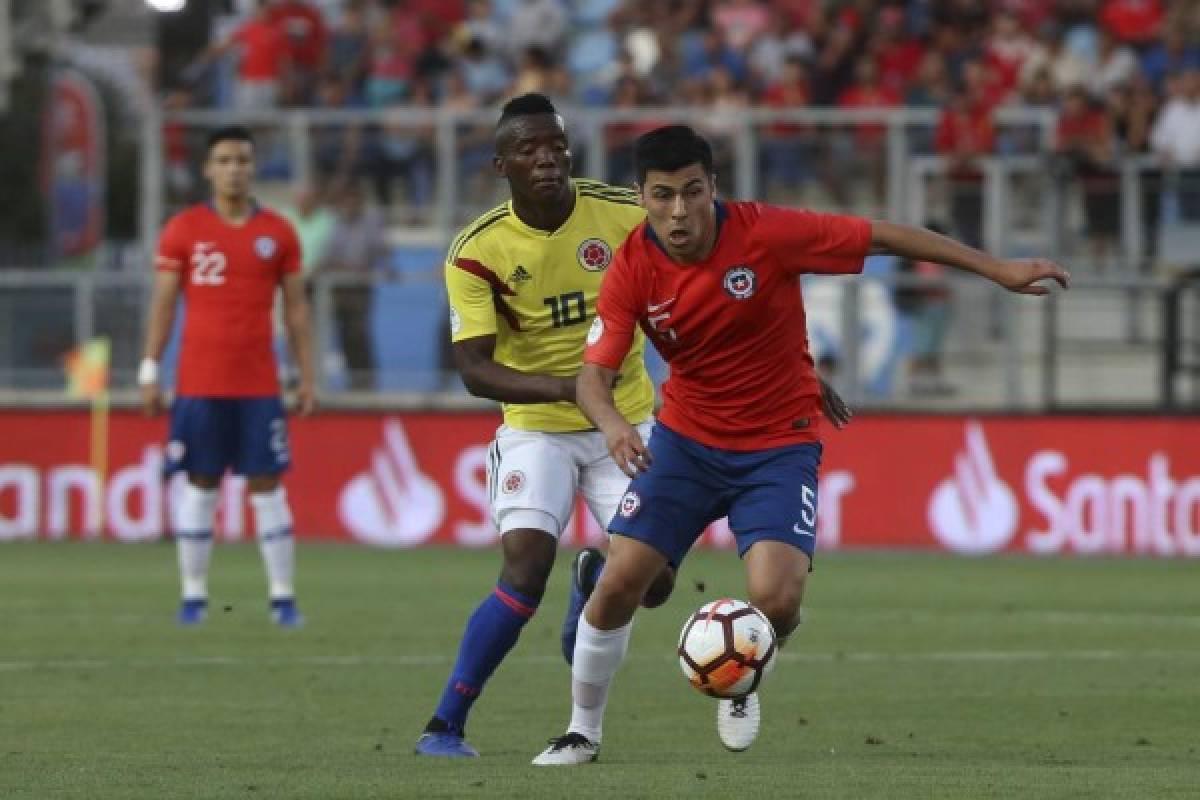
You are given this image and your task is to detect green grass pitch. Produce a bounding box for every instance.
[2,543,1198,799]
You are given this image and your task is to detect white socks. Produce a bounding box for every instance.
[251,487,295,600]
[568,616,633,743]
[175,483,218,600]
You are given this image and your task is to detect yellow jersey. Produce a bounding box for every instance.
[446,179,654,432]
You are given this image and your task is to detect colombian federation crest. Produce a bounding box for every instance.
[255,236,277,260]
[577,238,612,272]
[501,470,526,494]
[723,265,756,299]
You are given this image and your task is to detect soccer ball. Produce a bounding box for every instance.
[678,599,777,698]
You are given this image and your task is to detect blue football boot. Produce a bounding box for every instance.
[561,547,606,665]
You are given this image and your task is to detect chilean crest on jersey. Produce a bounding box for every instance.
[723,265,756,300]
[618,490,641,518]
[577,238,612,272]
[255,236,277,260]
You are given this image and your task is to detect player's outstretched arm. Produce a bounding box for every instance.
[281,273,316,416]
[452,335,576,404]
[139,271,182,417]
[577,363,650,479]
[869,220,1070,296]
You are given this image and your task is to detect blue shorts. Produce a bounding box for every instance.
[166,396,290,478]
[608,423,820,568]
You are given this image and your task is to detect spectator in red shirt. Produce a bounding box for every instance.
[197,2,290,111]
[1099,0,1164,46]
[1056,87,1119,267]
[836,58,901,208]
[265,0,326,68]
[870,6,924,96]
[410,0,467,42]
[935,84,997,249]
[265,0,327,103]
[985,11,1038,95]
[760,58,815,202]
[366,19,417,107]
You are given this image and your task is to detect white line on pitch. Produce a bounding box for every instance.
[2,649,1199,673]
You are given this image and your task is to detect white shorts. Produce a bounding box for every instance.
[486,421,654,537]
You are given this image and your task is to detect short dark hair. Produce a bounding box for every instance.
[205,125,255,154]
[634,125,713,185]
[498,93,558,125]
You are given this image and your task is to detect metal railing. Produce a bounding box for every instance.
[142,106,1057,250]
[0,267,1190,411]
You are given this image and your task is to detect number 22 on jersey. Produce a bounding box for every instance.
[191,243,227,286]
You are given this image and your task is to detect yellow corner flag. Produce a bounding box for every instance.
[64,337,111,536]
[64,337,111,398]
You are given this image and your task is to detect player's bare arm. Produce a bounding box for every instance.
[139,270,182,417]
[869,220,1071,295]
[453,335,576,404]
[576,362,651,479]
[281,272,316,416]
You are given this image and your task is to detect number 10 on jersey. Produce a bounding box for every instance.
[544,291,586,328]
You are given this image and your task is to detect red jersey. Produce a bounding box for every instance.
[232,19,288,81]
[156,204,301,397]
[586,202,870,450]
[265,1,328,69]
[1100,0,1163,44]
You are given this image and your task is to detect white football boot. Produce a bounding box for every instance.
[531,732,600,766]
[717,692,760,752]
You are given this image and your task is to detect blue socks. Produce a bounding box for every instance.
[431,583,539,734]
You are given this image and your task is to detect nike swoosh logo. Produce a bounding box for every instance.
[793,524,814,537]
[646,297,676,313]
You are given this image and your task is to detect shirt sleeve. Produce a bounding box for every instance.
[584,246,642,370]
[277,219,302,276]
[155,216,188,274]
[444,243,498,343]
[754,204,871,276]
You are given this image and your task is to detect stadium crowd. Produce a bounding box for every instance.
[168,1,1200,225]
[183,1,1194,115]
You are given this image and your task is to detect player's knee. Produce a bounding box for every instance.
[640,566,676,609]
[498,526,557,600]
[246,475,280,493]
[592,567,648,621]
[498,553,553,601]
[188,474,220,490]
[750,589,802,639]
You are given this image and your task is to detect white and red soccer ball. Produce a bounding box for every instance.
[678,599,777,698]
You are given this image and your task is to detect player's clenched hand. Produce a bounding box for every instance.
[992,258,1070,296]
[605,420,652,479]
[141,384,163,417]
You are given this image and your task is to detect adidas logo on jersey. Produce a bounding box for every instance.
[508,265,533,285]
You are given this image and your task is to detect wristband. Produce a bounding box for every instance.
[137,358,159,386]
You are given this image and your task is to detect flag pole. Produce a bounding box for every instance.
[90,387,109,536]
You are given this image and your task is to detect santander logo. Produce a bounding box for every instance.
[338,420,445,547]
[928,421,1019,554]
